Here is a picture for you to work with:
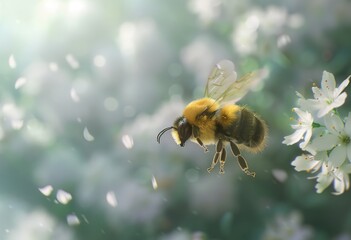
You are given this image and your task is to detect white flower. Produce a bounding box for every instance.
[286,70,351,195]
[310,113,351,168]
[296,92,319,118]
[282,108,313,149]
[261,212,314,240]
[232,15,258,55]
[315,163,351,195]
[291,152,325,172]
[315,165,334,194]
[333,164,351,195]
[303,71,350,118]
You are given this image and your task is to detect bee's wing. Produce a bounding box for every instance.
[204,59,263,104]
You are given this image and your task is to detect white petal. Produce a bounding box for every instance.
[9,54,16,69]
[291,154,319,172]
[300,129,313,149]
[303,144,317,155]
[334,76,350,97]
[67,213,80,226]
[345,174,350,191]
[15,77,27,89]
[332,170,349,195]
[329,145,347,168]
[70,88,80,102]
[321,71,336,96]
[331,92,347,109]
[344,113,351,136]
[297,98,315,111]
[66,54,80,69]
[282,128,305,145]
[151,175,158,190]
[347,145,351,162]
[311,134,339,151]
[333,176,345,195]
[294,108,313,124]
[315,174,333,193]
[312,86,325,100]
[121,134,134,149]
[106,191,118,207]
[56,190,72,204]
[83,127,95,141]
[38,185,53,196]
[296,91,305,99]
[317,105,335,118]
[341,163,351,173]
[324,113,344,134]
[315,151,328,161]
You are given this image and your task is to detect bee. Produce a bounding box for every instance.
[157,60,267,176]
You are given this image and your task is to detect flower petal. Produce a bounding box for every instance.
[334,76,350,97]
[321,71,336,96]
[282,128,305,145]
[333,175,345,195]
[297,98,320,113]
[331,92,347,109]
[312,86,325,101]
[345,113,351,136]
[310,134,339,151]
[341,163,351,173]
[291,154,319,172]
[324,113,344,134]
[347,144,351,163]
[299,129,312,149]
[315,173,333,193]
[345,174,350,191]
[329,145,347,168]
[317,105,335,118]
[294,108,313,124]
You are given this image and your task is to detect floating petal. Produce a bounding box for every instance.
[56,189,72,204]
[121,134,133,149]
[94,55,106,67]
[9,55,16,69]
[49,62,59,71]
[65,54,80,69]
[70,88,80,102]
[151,175,158,190]
[106,191,118,207]
[67,213,80,226]
[272,169,288,183]
[104,97,118,111]
[38,185,53,196]
[83,127,95,141]
[15,77,27,89]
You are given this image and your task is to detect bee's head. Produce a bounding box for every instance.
[157,116,192,147]
[173,117,192,146]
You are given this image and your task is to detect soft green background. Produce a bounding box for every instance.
[1,0,351,239]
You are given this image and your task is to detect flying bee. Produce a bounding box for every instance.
[157,60,267,176]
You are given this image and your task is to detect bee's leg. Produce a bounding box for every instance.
[229,141,256,177]
[219,148,227,174]
[196,138,208,153]
[207,152,220,173]
[207,139,223,173]
[193,126,208,152]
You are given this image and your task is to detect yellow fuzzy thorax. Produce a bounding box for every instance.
[182,98,219,145]
[183,98,218,124]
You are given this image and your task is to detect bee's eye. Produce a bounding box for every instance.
[177,117,192,146]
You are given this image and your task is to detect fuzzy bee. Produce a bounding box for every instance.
[157,60,267,176]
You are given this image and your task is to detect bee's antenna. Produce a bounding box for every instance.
[157,127,175,143]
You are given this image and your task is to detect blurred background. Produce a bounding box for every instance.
[1,0,351,239]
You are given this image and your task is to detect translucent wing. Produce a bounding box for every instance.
[204,59,262,104]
